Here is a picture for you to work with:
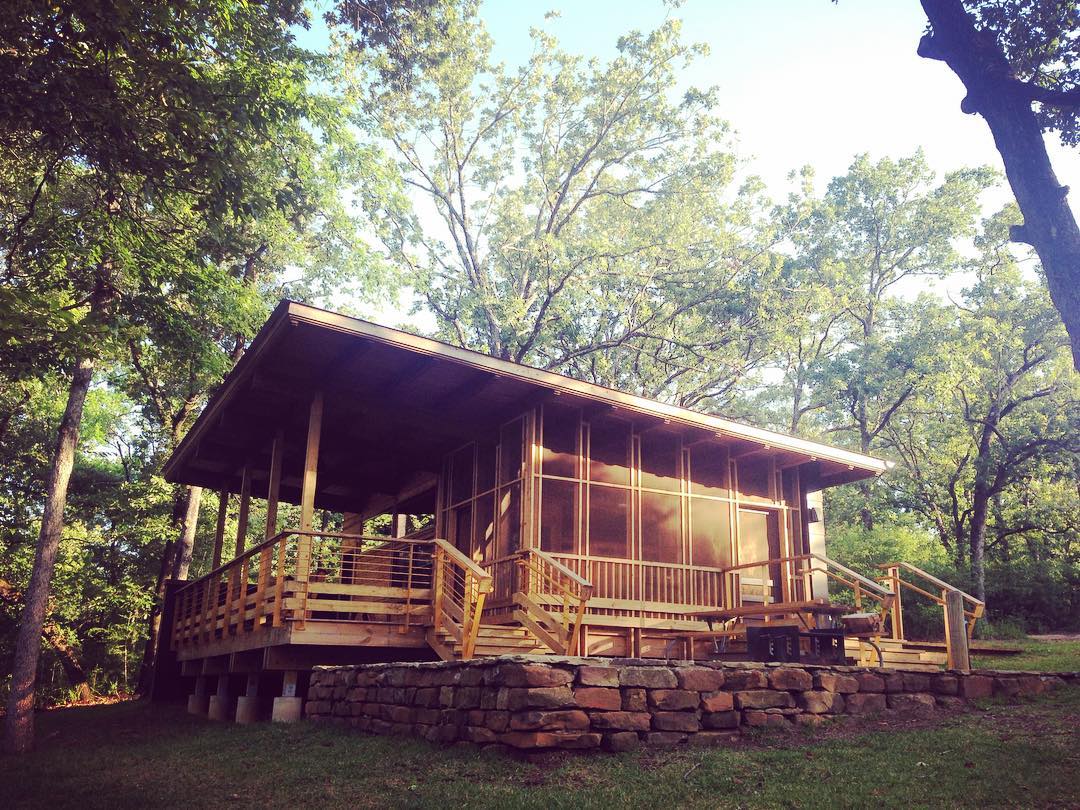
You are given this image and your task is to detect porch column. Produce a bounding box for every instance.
[234,463,252,558]
[235,673,261,725]
[299,393,323,533]
[207,674,234,721]
[186,675,210,715]
[296,393,323,591]
[211,488,229,571]
[265,429,285,541]
[271,671,302,723]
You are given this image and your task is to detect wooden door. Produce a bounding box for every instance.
[737,508,782,603]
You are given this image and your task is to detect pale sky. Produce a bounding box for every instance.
[299,0,1079,325]
[482,0,1077,209]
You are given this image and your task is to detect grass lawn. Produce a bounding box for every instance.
[972,637,1080,672]
[3,684,1078,809]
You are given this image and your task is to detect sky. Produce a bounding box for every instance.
[298,0,1078,325]
[481,0,1077,209]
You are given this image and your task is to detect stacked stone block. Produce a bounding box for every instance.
[303,658,1075,752]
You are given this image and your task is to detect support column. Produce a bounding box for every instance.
[299,393,323,534]
[944,589,971,671]
[187,675,210,715]
[235,463,252,559]
[211,488,229,571]
[296,394,323,625]
[265,429,284,541]
[235,673,261,724]
[207,674,234,721]
[271,671,302,723]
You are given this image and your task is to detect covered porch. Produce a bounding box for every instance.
[159,301,982,722]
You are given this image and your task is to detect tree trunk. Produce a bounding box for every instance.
[40,619,92,702]
[136,487,186,694]
[136,554,179,693]
[858,429,874,531]
[919,0,1080,369]
[0,579,92,703]
[2,355,96,754]
[969,487,989,603]
[170,485,203,581]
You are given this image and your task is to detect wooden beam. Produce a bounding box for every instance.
[212,488,228,571]
[300,391,324,532]
[234,463,252,558]
[431,369,499,409]
[381,355,436,395]
[265,428,284,540]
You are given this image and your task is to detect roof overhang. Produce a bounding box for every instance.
[163,301,890,512]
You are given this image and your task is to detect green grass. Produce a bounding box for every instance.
[972,637,1080,672]
[3,687,1078,810]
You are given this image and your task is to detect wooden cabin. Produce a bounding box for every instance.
[161,301,983,714]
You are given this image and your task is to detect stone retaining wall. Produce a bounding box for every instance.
[304,657,1077,752]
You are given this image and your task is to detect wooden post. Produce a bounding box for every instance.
[888,565,905,641]
[431,548,444,632]
[392,512,407,538]
[235,463,252,559]
[211,488,228,571]
[256,430,284,627]
[265,429,284,541]
[299,393,323,534]
[944,589,971,671]
[296,393,323,627]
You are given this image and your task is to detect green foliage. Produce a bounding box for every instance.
[1,4,1076,703]
[964,0,1080,146]
[0,0,437,704]
[355,9,791,410]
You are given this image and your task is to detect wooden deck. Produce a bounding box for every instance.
[171,531,979,672]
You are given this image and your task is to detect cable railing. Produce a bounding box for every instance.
[170,532,436,649]
[430,539,492,660]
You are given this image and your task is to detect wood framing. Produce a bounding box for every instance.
[161,301,969,674]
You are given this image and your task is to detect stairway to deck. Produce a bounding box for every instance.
[845,637,947,670]
[425,623,552,661]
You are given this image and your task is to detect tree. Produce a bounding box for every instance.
[917,0,1080,369]
[801,153,993,528]
[357,10,793,408]
[886,208,1078,600]
[1,0,327,754]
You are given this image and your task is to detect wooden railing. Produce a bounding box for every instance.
[170,532,435,649]
[878,561,984,668]
[545,554,727,621]
[512,549,593,655]
[431,539,492,660]
[724,552,895,616]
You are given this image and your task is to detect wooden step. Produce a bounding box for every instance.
[427,621,551,660]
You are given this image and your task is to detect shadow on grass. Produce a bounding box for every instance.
[2,689,1078,810]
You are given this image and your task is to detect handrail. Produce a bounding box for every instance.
[531,548,593,592]
[431,539,492,660]
[877,561,984,608]
[512,548,593,655]
[877,561,985,656]
[174,531,427,596]
[169,531,436,650]
[432,539,490,581]
[722,553,895,600]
